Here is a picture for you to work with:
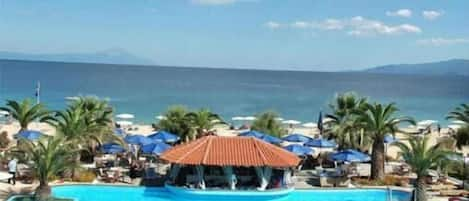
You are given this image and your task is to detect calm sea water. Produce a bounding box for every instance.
[0,59,468,124]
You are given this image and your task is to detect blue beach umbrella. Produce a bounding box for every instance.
[259,134,283,144]
[239,130,265,138]
[16,130,43,141]
[282,133,312,143]
[141,141,172,155]
[148,131,180,143]
[330,149,371,163]
[304,138,337,148]
[283,144,314,156]
[384,134,397,143]
[100,143,126,154]
[124,135,154,145]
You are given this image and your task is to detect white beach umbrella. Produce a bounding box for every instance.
[231,116,245,121]
[282,120,301,125]
[0,111,9,116]
[116,113,135,119]
[116,120,133,126]
[448,124,462,131]
[417,120,438,127]
[275,117,284,121]
[452,120,467,125]
[155,115,166,120]
[302,122,317,128]
[65,96,80,101]
[322,117,334,124]
[244,116,256,121]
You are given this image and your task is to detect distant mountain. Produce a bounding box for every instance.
[365,59,469,76]
[0,48,154,65]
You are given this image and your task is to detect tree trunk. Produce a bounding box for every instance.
[371,137,385,180]
[415,175,427,201]
[35,182,51,201]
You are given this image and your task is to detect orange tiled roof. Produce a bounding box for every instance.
[160,136,300,167]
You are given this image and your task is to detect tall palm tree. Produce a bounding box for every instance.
[393,136,450,201]
[355,102,415,180]
[13,136,79,201]
[447,103,469,124]
[326,93,369,151]
[0,99,50,131]
[158,106,194,142]
[185,108,224,138]
[251,111,286,137]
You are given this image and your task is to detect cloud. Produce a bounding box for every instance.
[279,16,421,36]
[422,10,443,20]
[417,38,469,46]
[386,9,412,18]
[265,21,281,29]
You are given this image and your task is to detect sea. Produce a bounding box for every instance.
[0,59,468,125]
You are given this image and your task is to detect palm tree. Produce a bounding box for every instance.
[393,136,450,201]
[355,102,415,180]
[447,103,469,124]
[42,97,118,164]
[14,136,78,201]
[326,93,369,151]
[251,111,286,137]
[185,108,224,138]
[0,99,50,131]
[158,106,194,142]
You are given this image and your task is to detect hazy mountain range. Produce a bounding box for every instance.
[364,59,469,76]
[0,50,468,76]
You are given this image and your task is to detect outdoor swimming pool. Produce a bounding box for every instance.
[47,185,412,201]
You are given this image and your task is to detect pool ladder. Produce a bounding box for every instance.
[387,187,393,201]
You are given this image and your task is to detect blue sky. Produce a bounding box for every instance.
[0,0,468,71]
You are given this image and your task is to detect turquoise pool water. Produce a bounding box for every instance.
[51,185,412,201]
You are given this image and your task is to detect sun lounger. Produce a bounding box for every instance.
[440,190,469,197]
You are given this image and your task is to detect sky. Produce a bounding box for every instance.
[0,0,468,71]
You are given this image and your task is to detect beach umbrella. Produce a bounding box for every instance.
[282,120,301,125]
[155,115,166,120]
[322,117,334,124]
[244,116,256,121]
[452,120,467,125]
[114,128,125,136]
[302,122,317,128]
[417,120,438,127]
[259,134,283,144]
[275,117,284,121]
[239,130,266,138]
[116,113,135,119]
[283,144,314,156]
[141,141,172,155]
[282,133,312,143]
[231,116,245,121]
[148,131,180,143]
[448,124,462,131]
[330,149,371,163]
[384,134,397,143]
[304,138,337,148]
[124,135,154,145]
[0,111,9,116]
[100,143,126,154]
[116,120,133,127]
[16,130,43,141]
[64,96,80,101]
